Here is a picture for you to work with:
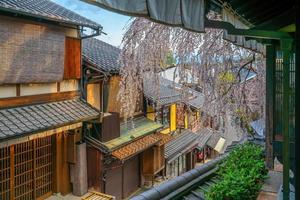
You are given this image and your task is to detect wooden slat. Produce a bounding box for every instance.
[0,147,10,200]
[1,135,55,200]
[9,146,14,200]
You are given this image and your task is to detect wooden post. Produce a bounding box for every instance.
[33,140,36,199]
[9,146,14,200]
[265,44,275,169]
[281,39,293,200]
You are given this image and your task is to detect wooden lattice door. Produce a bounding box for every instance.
[0,136,53,200]
[0,146,11,200]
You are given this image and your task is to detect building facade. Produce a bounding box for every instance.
[0,0,102,199]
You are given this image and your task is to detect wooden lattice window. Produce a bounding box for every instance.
[0,136,53,200]
[0,146,10,200]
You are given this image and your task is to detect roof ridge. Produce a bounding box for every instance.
[0,0,102,29]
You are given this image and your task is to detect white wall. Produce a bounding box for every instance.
[0,85,16,98]
[0,79,79,98]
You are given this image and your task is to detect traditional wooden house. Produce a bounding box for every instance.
[143,78,223,181]
[164,128,212,179]
[82,38,167,199]
[143,78,181,134]
[0,0,103,199]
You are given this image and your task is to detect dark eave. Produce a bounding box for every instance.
[215,0,295,31]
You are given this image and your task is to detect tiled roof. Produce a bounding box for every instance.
[103,117,163,151]
[165,129,212,162]
[160,78,205,109]
[0,0,102,30]
[0,98,99,141]
[144,77,205,108]
[83,38,121,73]
[196,128,213,147]
[112,134,160,160]
[143,79,182,106]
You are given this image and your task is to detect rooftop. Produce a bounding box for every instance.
[144,77,205,109]
[143,78,182,106]
[0,0,102,30]
[83,37,121,73]
[0,98,99,141]
[165,128,212,162]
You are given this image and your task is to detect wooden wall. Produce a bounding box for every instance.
[107,76,121,113]
[87,83,101,110]
[64,37,81,79]
[52,129,82,195]
[142,146,165,176]
[86,146,102,191]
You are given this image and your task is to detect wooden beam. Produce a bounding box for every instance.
[0,91,80,109]
[57,82,61,92]
[16,84,20,97]
[52,134,60,193]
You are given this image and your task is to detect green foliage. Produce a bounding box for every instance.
[218,72,236,83]
[165,51,176,67]
[206,143,268,200]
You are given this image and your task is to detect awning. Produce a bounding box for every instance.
[81,0,205,32]
[112,134,160,160]
[207,133,226,153]
[81,0,267,54]
[0,98,99,141]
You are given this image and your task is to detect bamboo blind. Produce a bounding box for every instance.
[0,17,65,84]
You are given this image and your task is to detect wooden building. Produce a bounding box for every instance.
[0,0,103,199]
[143,78,181,134]
[143,78,221,180]
[82,38,167,199]
[164,128,212,179]
[85,117,164,200]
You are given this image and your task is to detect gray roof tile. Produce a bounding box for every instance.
[0,0,102,30]
[143,77,205,108]
[0,98,99,141]
[83,37,121,73]
[143,79,182,106]
[165,128,212,161]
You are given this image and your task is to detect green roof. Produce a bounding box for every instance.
[104,117,163,150]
